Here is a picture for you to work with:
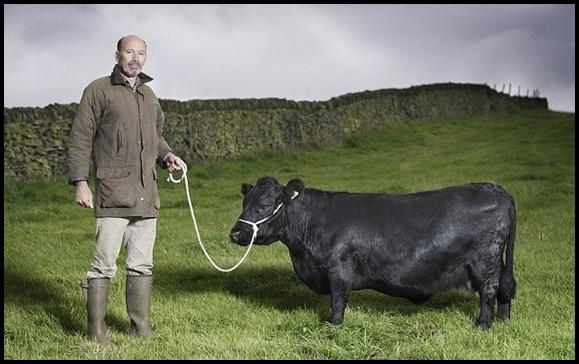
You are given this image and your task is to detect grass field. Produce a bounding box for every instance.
[3,109,575,359]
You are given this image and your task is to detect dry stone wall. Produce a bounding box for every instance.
[4,83,547,179]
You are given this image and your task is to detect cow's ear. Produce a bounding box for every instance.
[241,183,253,195]
[283,178,305,202]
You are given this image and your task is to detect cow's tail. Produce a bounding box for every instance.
[499,191,517,302]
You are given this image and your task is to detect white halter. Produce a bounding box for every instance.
[237,203,284,245]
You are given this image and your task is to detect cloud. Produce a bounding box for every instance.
[3,4,574,112]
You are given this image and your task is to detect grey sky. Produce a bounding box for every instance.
[4,4,575,112]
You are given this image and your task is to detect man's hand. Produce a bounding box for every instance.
[75,180,94,209]
[164,152,185,172]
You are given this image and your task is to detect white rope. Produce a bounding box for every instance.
[167,160,282,272]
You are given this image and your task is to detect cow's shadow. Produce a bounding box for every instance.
[155,264,480,324]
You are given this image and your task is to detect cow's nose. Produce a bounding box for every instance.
[230,229,241,243]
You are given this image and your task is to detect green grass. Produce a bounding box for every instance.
[4,109,575,359]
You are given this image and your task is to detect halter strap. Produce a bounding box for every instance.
[237,203,284,242]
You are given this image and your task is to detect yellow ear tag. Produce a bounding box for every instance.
[291,191,299,200]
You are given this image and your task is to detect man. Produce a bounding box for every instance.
[68,34,183,345]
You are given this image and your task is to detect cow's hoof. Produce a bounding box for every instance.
[496,305,511,321]
[328,318,343,325]
[476,319,492,330]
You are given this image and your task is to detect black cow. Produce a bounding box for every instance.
[229,177,516,329]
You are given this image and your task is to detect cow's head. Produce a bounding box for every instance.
[229,176,304,246]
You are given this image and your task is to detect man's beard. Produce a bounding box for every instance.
[121,63,141,77]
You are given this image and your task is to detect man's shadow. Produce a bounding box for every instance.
[4,264,128,336]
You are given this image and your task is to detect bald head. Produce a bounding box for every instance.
[117,35,147,52]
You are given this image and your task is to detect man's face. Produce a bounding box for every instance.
[115,37,147,78]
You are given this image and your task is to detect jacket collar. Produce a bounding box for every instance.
[110,64,154,86]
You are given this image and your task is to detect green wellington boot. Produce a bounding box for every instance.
[87,278,113,345]
[126,275,155,338]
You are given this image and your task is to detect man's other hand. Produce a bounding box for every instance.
[75,181,94,209]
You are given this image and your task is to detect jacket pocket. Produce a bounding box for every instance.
[116,128,123,154]
[97,168,136,208]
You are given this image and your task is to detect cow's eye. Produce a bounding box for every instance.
[257,204,271,213]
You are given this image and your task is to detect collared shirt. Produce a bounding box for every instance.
[120,72,141,92]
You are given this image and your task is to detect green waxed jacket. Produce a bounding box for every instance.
[67,65,173,217]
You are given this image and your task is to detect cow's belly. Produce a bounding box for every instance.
[364,258,473,297]
[344,235,475,295]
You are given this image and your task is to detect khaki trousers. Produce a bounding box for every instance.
[86,217,157,279]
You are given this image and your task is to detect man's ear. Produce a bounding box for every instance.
[241,183,253,195]
[283,178,305,202]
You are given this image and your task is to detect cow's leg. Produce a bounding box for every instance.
[477,281,498,330]
[328,266,352,325]
[476,251,501,330]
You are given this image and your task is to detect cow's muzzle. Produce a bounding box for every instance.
[229,228,241,243]
[229,225,252,246]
